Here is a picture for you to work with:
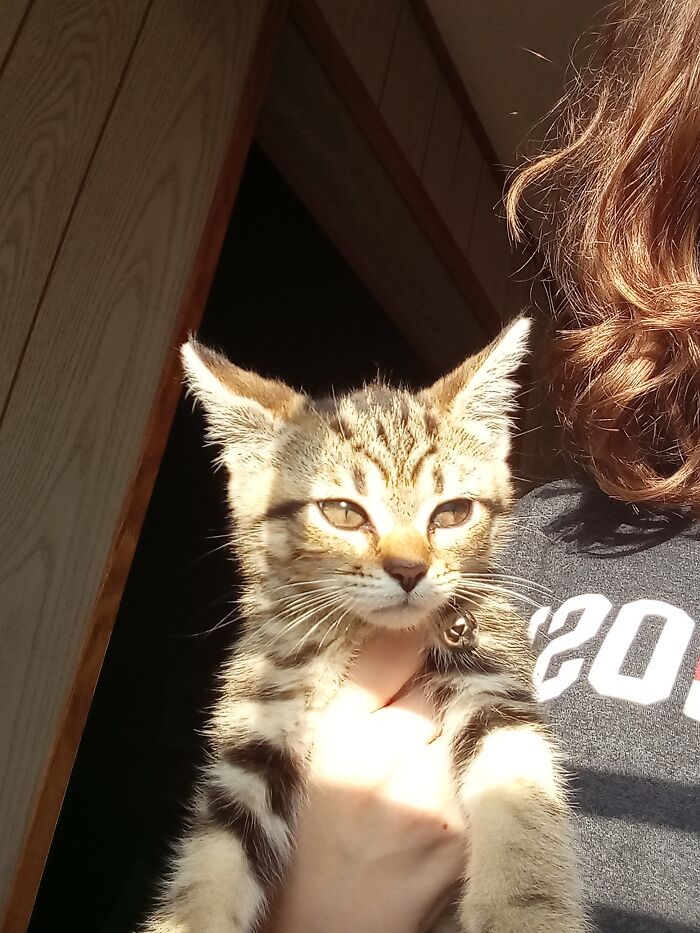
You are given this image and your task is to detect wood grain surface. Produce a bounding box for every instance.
[315,0,401,101]
[301,0,513,321]
[292,0,499,336]
[421,74,461,221]
[0,0,282,927]
[379,0,440,175]
[410,0,503,179]
[0,0,31,75]
[468,167,511,315]
[446,120,482,254]
[0,0,151,416]
[259,23,487,374]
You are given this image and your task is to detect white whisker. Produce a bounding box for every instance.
[454,581,544,611]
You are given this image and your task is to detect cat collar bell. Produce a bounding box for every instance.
[442,606,478,649]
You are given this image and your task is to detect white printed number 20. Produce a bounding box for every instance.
[533,596,698,719]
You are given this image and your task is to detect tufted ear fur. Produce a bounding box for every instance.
[422,317,531,455]
[181,339,305,463]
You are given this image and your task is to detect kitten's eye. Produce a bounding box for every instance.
[318,499,369,530]
[430,499,473,529]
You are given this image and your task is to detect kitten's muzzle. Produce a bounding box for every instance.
[382,558,428,592]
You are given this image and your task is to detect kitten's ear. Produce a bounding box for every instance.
[423,317,531,454]
[181,339,304,460]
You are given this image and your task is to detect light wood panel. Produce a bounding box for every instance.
[0,0,151,415]
[380,0,440,175]
[421,74,461,220]
[0,0,30,72]
[0,1,284,927]
[258,23,487,375]
[315,0,401,102]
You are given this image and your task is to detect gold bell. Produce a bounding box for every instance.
[442,610,478,649]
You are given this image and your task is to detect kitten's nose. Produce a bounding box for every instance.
[383,558,428,592]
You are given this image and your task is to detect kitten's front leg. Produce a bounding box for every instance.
[451,700,587,933]
[141,820,276,933]
[141,656,313,933]
[141,735,304,933]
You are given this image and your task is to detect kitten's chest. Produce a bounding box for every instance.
[303,641,357,712]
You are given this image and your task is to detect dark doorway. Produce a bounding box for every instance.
[29,146,431,933]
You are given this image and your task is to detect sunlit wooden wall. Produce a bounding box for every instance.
[0,2,285,929]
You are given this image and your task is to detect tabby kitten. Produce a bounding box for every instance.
[142,317,587,933]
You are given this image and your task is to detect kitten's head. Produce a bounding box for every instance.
[182,318,529,632]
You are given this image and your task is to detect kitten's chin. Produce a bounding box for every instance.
[363,603,435,632]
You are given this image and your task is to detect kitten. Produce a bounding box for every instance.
[142,317,587,933]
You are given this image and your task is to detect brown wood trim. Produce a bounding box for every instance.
[290,0,499,338]
[0,3,289,930]
[409,0,504,181]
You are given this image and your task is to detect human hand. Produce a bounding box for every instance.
[266,628,466,933]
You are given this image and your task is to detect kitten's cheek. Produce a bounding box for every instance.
[263,525,292,561]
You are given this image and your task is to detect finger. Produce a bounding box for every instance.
[418,883,463,933]
[340,628,426,711]
[374,682,445,749]
[385,681,435,722]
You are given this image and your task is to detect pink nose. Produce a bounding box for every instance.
[383,558,428,592]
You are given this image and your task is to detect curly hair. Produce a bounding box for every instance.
[507,0,700,511]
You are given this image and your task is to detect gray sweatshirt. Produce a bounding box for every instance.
[502,479,700,932]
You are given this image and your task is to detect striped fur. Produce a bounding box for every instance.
[142,319,588,933]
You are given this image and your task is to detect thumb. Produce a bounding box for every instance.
[339,627,426,712]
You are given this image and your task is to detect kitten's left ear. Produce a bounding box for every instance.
[422,317,531,454]
[181,339,304,461]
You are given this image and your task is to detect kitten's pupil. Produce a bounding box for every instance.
[319,499,368,530]
[431,499,473,529]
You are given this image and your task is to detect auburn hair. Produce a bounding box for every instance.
[507,0,700,512]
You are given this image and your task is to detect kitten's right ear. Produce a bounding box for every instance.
[181,339,304,460]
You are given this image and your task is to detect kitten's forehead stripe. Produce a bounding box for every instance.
[334,388,439,486]
[424,409,439,439]
[375,419,389,445]
[351,441,390,481]
[350,463,368,495]
[328,415,352,439]
[432,463,445,495]
[408,443,437,483]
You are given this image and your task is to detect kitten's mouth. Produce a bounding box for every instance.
[369,595,420,613]
[363,593,448,630]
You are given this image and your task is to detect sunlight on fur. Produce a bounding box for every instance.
[142,318,588,933]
